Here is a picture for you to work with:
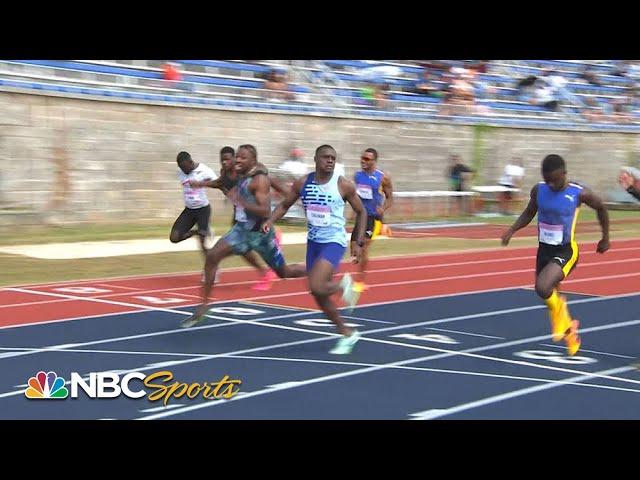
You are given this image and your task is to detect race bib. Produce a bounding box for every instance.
[356,184,373,200]
[306,205,331,227]
[235,206,247,222]
[539,223,563,245]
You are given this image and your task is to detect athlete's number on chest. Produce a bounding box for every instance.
[539,223,563,245]
[357,184,373,200]
[307,205,331,227]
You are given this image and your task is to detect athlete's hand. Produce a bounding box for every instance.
[596,237,610,254]
[619,171,634,190]
[376,206,385,217]
[261,221,273,234]
[501,228,514,246]
[226,186,240,204]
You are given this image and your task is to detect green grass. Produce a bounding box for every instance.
[0,221,307,246]
[1,206,639,287]
[3,224,639,287]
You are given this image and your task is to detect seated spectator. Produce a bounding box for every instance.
[161,62,194,93]
[581,97,607,123]
[516,74,538,101]
[610,96,634,124]
[357,85,376,106]
[374,81,390,109]
[582,66,602,86]
[414,68,443,97]
[531,80,559,111]
[162,62,181,82]
[612,60,629,77]
[263,68,296,102]
[544,70,584,107]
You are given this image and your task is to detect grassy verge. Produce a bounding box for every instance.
[3,226,638,287]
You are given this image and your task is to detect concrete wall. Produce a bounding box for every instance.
[0,91,638,226]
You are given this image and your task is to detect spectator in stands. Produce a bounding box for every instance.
[414,68,444,97]
[357,85,376,106]
[447,154,475,214]
[470,60,489,74]
[498,157,525,215]
[163,62,181,82]
[161,62,193,93]
[263,68,295,102]
[279,148,309,177]
[439,72,476,116]
[582,65,602,86]
[531,79,559,111]
[516,74,538,102]
[581,97,606,123]
[544,70,584,107]
[610,96,634,124]
[612,61,629,77]
[374,81,390,109]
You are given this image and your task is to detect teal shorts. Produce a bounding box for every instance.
[222,223,285,271]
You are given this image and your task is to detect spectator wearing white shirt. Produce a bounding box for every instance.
[498,157,525,215]
[532,80,559,111]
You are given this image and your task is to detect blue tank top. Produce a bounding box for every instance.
[300,172,347,246]
[537,182,583,246]
[354,169,385,217]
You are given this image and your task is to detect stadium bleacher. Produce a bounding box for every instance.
[0,59,638,131]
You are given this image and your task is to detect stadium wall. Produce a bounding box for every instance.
[0,92,638,225]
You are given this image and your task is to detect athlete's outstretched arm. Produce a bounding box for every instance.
[378,173,394,217]
[580,187,610,253]
[501,184,539,246]
[237,174,272,219]
[264,176,304,231]
[189,177,223,190]
[342,177,367,263]
[619,171,640,201]
[269,176,292,197]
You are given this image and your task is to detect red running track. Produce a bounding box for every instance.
[2,238,640,328]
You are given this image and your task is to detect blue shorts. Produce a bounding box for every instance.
[306,241,346,272]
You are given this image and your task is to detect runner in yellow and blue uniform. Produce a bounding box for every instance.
[501,154,610,356]
[351,148,393,285]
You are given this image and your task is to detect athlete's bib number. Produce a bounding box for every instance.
[307,205,331,227]
[539,223,563,245]
[356,184,373,200]
[235,206,247,222]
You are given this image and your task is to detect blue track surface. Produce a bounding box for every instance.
[2,288,639,419]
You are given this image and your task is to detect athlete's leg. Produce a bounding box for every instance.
[170,208,197,243]
[181,237,235,327]
[249,229,306,280]
[357,219,381,283]
[305,243,360,354]
[535,252,580,355]
[182,225,248,327]
[242,250,269,275]
[308,258,352,336]
[194,205,212,256]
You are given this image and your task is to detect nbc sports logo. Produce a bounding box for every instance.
[25,371,69,399]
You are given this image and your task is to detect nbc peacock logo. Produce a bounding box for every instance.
[25,371,69,399]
